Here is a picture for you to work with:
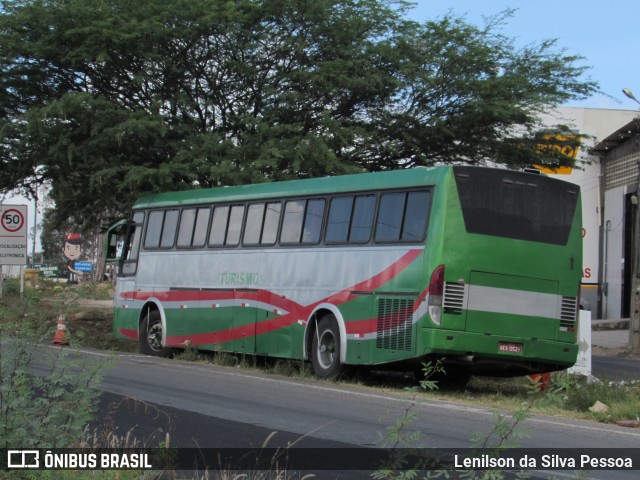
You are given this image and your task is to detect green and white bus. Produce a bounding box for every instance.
[106,166,582,381]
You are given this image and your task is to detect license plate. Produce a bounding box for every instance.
[498,342,522,354]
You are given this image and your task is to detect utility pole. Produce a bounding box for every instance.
[623,88,640,352]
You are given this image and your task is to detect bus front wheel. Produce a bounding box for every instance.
[312,314,342,378]
[139,310,174,358]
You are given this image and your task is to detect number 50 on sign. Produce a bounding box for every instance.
[0,205,28,266]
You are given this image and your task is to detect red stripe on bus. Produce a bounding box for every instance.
[121,249,423,346]
[119,328,138,340]
[344,319,372,335]
[121,289,300,313]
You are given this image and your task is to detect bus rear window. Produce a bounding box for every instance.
[453,167,579,245]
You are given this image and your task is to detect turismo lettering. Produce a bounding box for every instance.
[220,272,262,286]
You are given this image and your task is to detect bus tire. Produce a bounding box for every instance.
[312,314,343,378]
[139,310,174,358]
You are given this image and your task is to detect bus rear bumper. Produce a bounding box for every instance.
[421,329,578,377]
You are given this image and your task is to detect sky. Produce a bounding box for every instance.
[407,0,640,110]
[3,0,640,257]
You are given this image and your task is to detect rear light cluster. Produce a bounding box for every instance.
[428,264,445,325]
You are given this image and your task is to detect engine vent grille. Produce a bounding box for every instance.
[376,299,414,351]
[444,282,465,314]
[560,296,578,331]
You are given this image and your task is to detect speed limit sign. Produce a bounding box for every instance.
[0,205,28,265]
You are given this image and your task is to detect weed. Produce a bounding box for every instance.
[174,340,205,362]
[76,282,114,301]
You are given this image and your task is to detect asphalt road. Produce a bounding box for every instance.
[22,345,640,479]
[592,355,640,381]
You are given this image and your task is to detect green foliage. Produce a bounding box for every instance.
[373,361,444,479]
[373,365,586,480]
[173,340,202,362]
[1,277,21,297]
[76,282,113,300]
[544,372,640,420]
[0,318,107,450]
[0,0,597,232]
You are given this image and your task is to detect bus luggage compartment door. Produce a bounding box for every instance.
[233,288,258,354]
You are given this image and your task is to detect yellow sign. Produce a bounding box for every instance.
[534,134,580,174]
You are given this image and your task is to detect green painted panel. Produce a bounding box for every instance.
[465,311,556,339]
[423,329,577,367]
[470,271,558,295]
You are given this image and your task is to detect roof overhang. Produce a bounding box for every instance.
[591,118,640,155]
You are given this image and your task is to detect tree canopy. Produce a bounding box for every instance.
[0,0,597,231]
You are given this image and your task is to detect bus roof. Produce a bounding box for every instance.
[133,166,451,209]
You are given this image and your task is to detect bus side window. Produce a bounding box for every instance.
[225,205,245,246]
[177,208,197,247]
[209,206,229,246]
[281,201,305,243]
[349,195,375,243]
[262,202,282,245]
[326,195,375,244]
[375,191,430,243]
[145,211,164,249]
[244,202,283,246]
[326,197,353,243]
[160,209,179,248]
[301,199,324,244]
[402,191,430,242]
[177,207,211,248]
[145,209,179,249]
[281,199,324,245]
[208,205,245,247]
[192,208,211,247]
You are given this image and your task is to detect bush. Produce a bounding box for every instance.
[0,316,107,449]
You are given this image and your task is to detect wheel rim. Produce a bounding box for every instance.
[317,329,336,370]
[147,322,163,351]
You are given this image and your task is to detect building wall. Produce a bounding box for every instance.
[601,131,640,319]
[541,107,638,318]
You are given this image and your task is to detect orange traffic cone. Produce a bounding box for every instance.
[529,372,551,391]
[53,314,69,346]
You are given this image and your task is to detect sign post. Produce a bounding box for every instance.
[0,205,28,298]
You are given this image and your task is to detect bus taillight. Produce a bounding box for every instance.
[428,264,445,325]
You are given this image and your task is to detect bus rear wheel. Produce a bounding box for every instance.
[139,310,174,358]
[312,314,342,378]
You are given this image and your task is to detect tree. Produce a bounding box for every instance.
[0,0,597,232]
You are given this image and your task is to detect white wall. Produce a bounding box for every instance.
[541,107,638,318]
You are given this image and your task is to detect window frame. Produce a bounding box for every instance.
[374,189,431,244]
[325,194,377,245]
[144,208,180,250]
[135,186,431,254]
[242,201,282,247]
[177,207,212,249]
[279,198,326,246]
